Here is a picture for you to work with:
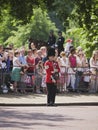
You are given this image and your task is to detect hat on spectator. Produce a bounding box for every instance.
[66,39,73,43]
[47,47,55,57]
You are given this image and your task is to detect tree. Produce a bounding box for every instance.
[5,8,58,47]
[51,0,98,55]
[0,0,46,23]
[0,0,98,56]
[0,8,18,46]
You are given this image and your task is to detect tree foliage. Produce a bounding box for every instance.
[0,8,18,45]
[0,0,46,23]
[0,0,98,56]
[51,0,98,55]
[4,8,57,47]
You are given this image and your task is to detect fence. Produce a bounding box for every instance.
[0,66,98,94]
[57,66,98,93]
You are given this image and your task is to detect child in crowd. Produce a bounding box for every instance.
[83,62,91,92]
[35,60,43,94]
[41,67,47,94]
[20,66,28,94]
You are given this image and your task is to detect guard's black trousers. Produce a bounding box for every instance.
[46,83,57,104]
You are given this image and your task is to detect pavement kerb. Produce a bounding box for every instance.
[0,93,98,106]
[0,102,98,106]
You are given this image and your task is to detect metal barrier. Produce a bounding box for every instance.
[57,66,98,93]
[0,67,98,94]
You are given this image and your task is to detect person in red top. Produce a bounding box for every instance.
[68,48,77,91]
[45,48,60,106]
[26,49,35,73]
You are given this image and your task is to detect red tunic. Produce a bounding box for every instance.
[45,60,60,83]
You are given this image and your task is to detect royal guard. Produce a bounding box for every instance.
[44,48,60,106]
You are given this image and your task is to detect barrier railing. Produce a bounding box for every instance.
[57,66,98,93]
[0,66,98,94]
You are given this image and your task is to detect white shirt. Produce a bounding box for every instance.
[64,42,73,53]
[60,57,69,73]
[13,57,21,68]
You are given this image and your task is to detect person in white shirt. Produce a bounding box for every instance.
[11,50,24,93]
[90,50,98,93]
[57,51,69,92]
[75,51,87,92]
[64,39,73,56]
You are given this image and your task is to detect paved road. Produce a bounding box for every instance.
[0,106,98,130]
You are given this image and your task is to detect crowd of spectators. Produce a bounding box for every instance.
[0,32,98,94]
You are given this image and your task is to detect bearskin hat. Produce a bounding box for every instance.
[47,47,55,57]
